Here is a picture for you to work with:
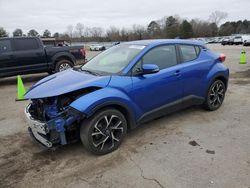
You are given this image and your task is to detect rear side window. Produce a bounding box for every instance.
[0,40,11,53]
[179,45,199,62]
[13,38,39,51]
[143,45,177,70]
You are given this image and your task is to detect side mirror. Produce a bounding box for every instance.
[142,64,159,75]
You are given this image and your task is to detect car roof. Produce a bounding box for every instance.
[124,39,206,47]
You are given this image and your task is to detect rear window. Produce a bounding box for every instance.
[0,40,11,53]
[13,38,40,51]
[179,45,199,62]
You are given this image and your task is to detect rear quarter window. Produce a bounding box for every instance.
[0,40,12,53]
[179,45,200,62]
[13,38,40,51]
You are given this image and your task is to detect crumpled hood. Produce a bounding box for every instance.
[25,69,111,99]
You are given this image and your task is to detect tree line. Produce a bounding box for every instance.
[1,11,250,42]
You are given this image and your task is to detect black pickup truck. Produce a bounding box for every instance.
[0,37,86,77]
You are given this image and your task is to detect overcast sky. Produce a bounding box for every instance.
[1,0,250,34]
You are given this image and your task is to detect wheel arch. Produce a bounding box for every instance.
[55,55,74,64]
[214,75,228,90]
[203,73,228,99]
[204,62,229,96]
[90,102,136,130]
[69,87,141,130]
[51,52,76,69]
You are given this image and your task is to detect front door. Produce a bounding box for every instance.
[131,45,183,119]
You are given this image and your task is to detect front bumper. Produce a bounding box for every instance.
[25,103,83,148]
[25,104,53,148]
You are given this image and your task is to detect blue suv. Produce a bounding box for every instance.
[25,39,229,155]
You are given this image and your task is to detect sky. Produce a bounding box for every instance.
[1,0,250,35]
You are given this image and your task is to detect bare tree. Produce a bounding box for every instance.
[75,23,84,38]
[132,24,146,40]
[120,28,129,41]
[67,25,74,43]
[190,19,213,37]
[90,27,103,41]
[106,26,120,41]
[209,11,228,25]
[83,26,91,38]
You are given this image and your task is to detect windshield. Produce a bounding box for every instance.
[81,44,145,74]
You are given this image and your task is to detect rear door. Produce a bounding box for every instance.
[178,44,213,98]
[12,38,47,72]
[0,39,14,77]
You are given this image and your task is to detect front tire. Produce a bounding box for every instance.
[80,108,127,155]
[203,80,226,111]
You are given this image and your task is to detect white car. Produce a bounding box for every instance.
[89,45,106,51]
[243,38,250,46]
[242,35,250,46]
[233,36,243,45]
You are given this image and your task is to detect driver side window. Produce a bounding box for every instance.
[132,45,177,74]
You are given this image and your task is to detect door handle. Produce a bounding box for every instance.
[174,70,181,76]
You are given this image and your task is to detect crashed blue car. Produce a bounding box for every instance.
[25,39,229,155]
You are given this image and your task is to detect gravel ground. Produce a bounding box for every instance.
[0,44,250,188]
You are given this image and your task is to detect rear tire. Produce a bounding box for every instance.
[55,60,73,72]
[203,80,226,111]
[80,108,127,155]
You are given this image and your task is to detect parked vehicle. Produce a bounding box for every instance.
[0,37,86,78]
[233,36,243,45]
[221,37,230,45]
[89,44,106,51]
[24,39,229,155]
[207,38,216,44]
[243,35,250,46]
[228,37,235,45]
[113,42,120,46]
[243,39,250,46]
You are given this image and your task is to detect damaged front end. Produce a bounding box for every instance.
[25,96,84,148]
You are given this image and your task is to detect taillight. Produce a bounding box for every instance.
[218,54,226,63]
[80,48,86,57]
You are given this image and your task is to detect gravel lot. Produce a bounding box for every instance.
[0,44,250,188]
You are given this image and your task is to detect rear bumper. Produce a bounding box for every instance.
[24,104,53,148]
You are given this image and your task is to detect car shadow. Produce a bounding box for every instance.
[127,106,204,136]
[0,73,48,86]
[33,106,205,157]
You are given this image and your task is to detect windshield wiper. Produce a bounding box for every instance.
[81,69,99,76]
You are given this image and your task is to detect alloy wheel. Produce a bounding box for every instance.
[91,115,124,151]
[59,63,71,71]
[209,81,225,109]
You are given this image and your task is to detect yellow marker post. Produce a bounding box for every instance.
[16,75,26,101]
